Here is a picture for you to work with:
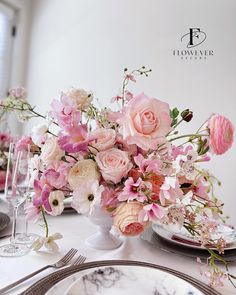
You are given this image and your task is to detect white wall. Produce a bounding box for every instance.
[26,0,236,224]
[2,0,32,135]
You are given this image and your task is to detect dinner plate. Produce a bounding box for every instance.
[0,212,10,232]
[152,223,236,251]
[64,265,204,295]
[22,260,220,295]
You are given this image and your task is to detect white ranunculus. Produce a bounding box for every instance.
[68,159,100,190]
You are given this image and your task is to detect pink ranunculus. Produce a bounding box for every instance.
[96,148,133,184]
[208,114,234,155]
[117,93,172,151]
[90,128,116,152]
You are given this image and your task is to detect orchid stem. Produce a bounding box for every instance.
[169,134,209,142]
[41,207,49,238]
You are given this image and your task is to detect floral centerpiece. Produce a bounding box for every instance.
[0,67,235,287]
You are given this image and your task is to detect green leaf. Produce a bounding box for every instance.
[170,107,179,119]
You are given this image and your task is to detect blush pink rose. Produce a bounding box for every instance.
[96,148,132,184]
[113,202,149,236]
[90,128,116,152]
[117,93,172,151]
[208,114,234,155]
[41,137,65,165]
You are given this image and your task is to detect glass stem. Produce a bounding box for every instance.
[11,205,19,244]
[24,219,28,236]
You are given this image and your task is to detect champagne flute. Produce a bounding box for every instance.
[0,143,30,257]
[14,145,38,244]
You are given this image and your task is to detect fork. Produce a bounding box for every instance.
[71,255,86,266]
[0,248,78,294]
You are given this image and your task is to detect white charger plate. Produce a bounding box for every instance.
[152,223,236,251]
[25,260,220,295]
[47,265,204,295]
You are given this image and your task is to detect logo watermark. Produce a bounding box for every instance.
[173,28,214,60]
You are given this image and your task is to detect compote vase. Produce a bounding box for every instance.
[86,205,122,250]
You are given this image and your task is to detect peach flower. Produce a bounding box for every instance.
[208,114,234,155]
[113,202,149,236]
[41,137,65,165]
[117,93,172,150]
[96,148,132,184]
[68,159,100,190]
[90,128,116,152]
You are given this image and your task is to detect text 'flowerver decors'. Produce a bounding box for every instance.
[0,66,235,287]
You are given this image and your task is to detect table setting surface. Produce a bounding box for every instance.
[0,199,236,295]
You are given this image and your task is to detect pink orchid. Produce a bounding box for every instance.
[118,177,147,202]
[124,91,134,101]
[125,74,136,82]
[193,177,209,200]
[43,169,67,189]
[139,203,165,222]
[134,154,153,173]
[159,177,183,206]
[110,95,123,103]
[171,145,193,160]
[134,153,162,174]
[33,179,52,212]
[58,124,94,153]
[51,93,81,131]
[24,203,41,223]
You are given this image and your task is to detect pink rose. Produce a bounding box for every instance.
[90,128,116,152]
[96,148,132,184]
[117,93,172,151]
[113,202,149,236]
[208,114,234,155]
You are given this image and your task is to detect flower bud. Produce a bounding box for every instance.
[181,109,193,122]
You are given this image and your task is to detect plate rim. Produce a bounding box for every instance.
[152,223,236,251]
[21,260,221,295]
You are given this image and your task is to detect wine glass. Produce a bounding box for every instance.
[0,143,30,257]
[14,145,38,245]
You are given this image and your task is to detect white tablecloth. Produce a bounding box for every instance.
[0,199,235,295]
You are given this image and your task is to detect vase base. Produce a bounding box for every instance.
[86,232,122,250]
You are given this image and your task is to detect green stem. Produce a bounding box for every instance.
[41,206,49,238]
[169,133,209,142]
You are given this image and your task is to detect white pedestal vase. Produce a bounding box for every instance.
[86,205,122,250]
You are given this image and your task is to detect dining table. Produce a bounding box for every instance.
[0,197,235,295]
